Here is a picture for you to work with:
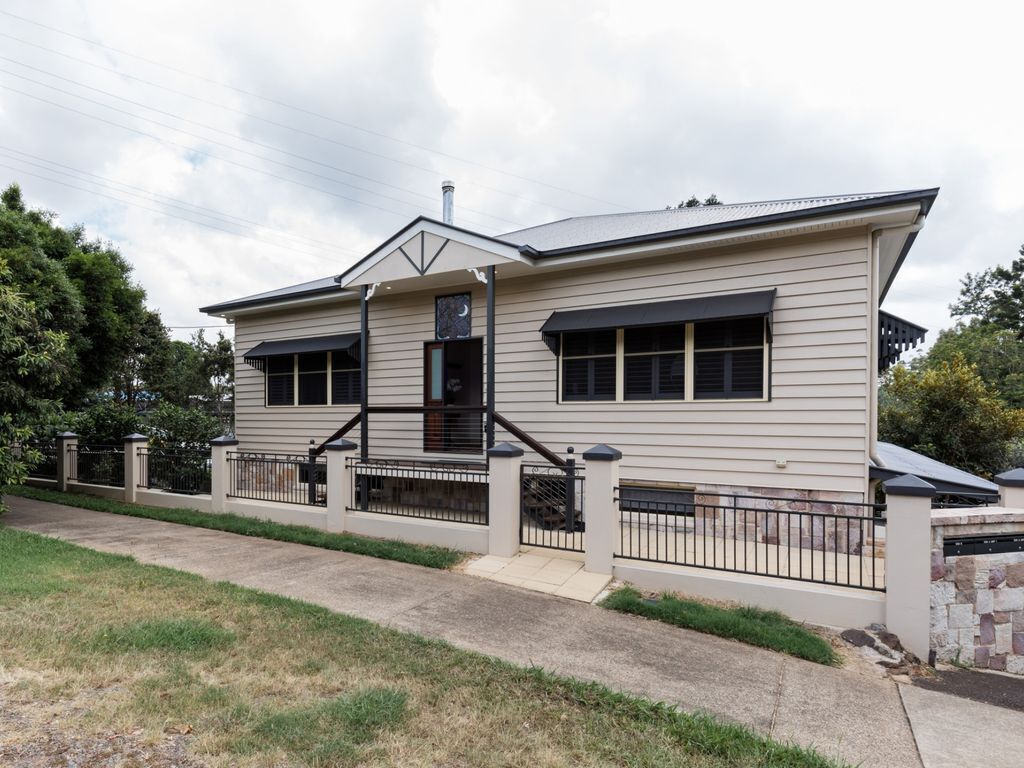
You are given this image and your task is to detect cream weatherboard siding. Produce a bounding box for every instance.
[232,229,872,497]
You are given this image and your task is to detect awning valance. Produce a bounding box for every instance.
[540,289,776,353]
[243,333,361,371]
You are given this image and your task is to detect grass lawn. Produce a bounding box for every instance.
[3,484,463,569]
[0,527,848,767]
[601,586,840,666]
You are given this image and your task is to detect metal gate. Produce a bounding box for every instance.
[520,455,585,552]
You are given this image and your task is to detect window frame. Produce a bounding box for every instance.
[559,329,618,402]
[265,349,362,408]
[556,318,770,404]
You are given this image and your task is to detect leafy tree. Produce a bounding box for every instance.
[675,194,722,208]
[0,257,67,500]
[917,321,1024,408]
[950,246,1024,338]
[146,402,221,451]
[65,399,141,445]
[110,309,173,407]
[879,356,1024,477]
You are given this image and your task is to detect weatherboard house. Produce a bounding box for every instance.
[198,185,999,511]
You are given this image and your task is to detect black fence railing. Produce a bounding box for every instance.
[24,442,57,479]
[932,493,1000,509]
[226,451,326,507]
[520,457,585,552]
[347,456,488,524]
[139,447,212,495]
[69,445,125,488]
[615,492,887,592]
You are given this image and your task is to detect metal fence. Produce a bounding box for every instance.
[24,442,57,479]
[68,445,125,488]
[520,460,585,552]
[347,457,489,524]
[932,492,1000,509]
[138,447,212,495]
[226,451,326,507]
[615,492,887,591]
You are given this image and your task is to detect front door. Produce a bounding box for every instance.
[423,339,483,453]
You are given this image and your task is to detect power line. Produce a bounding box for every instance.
[0,52,586,219]
[0,159,349,265]
[0,13,628,211]
[0,146,364,257]
[0,72,516,232]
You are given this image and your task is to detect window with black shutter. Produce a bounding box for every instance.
[331,347,361,404]
[561,330,616,401]
[623,324,685,400]
[266,355,295,406]
[694,317,765,399]
[297,352,328,405]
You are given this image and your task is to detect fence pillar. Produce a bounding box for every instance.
[995,468,1024,508]
[487,442,523,558]
[325,438,357,533]
[55,431,77,492]
[883,474,936,661]
[123,433,148,503]
[582,444,621,576]
[209,435,238,513]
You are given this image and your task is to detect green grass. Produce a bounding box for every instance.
[601,586,840,666]
[2,484,463,569]
[0,526,849,767]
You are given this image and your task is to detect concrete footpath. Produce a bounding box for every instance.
[5,496,1022,767]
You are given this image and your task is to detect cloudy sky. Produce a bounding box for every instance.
[0,1,1021,344]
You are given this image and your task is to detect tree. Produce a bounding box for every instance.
[64,399,141,445]
[917,321,1024,408]
[147,402,221,451]
[879,356,1024,477]
[950,246,1024,338]
[672,194,723,209]
[0,257,67,501]
[110,309,172,407]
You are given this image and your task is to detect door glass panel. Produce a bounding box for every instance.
[430,348,443,400]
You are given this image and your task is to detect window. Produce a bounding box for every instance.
[266,355,295,406]
[561,330,616,401]
[694,317,765,399]
[265,348,362,407]
[298,352,328,405]
[436,293,471,339]
[624,325,685,400]
[331,348,361,404]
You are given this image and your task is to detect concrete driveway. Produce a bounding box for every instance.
[4,495,1019,767]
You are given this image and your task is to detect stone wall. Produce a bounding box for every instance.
[930,508,1024,674]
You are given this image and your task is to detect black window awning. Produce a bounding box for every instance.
[243,333,361,371]
[540,289,776,353]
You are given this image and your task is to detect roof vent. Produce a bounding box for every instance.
[442,180,454,225]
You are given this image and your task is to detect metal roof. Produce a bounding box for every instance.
[870,442,998,495]
[201,189,937,315]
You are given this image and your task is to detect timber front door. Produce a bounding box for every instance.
[423,338,483,453]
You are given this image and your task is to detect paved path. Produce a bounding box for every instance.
[0,497,929,766]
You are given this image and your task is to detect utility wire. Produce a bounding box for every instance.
[0,146,364,257]
[0,16,627,211]
[0,52,585,219]
[0,72,514,232]
[0,159,350,265]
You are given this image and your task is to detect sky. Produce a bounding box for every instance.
[0,0,1021,346]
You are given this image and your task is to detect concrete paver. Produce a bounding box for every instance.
[3,496,923,767]
[900,684,1024,768]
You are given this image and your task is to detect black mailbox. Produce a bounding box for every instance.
[943,534,1024,558]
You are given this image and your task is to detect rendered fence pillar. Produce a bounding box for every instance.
[55,431,77,492]
[995,468,1024,508]
[123,433,148,504]
[325,438,357,533]
[209,435,238,513]
[487,442,524,558]
[883,474,936,661]
[582,443,621,576]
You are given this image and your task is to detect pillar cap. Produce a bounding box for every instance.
[487,442,524,458]
[325,438,358,452]
[56,431,78,439]
[210,435,239,447]
[994,468,1024,488]
[123,433,149,443]
[582,444,622,462]
[883,474,936,497]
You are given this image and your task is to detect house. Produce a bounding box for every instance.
[200,184,939,507]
